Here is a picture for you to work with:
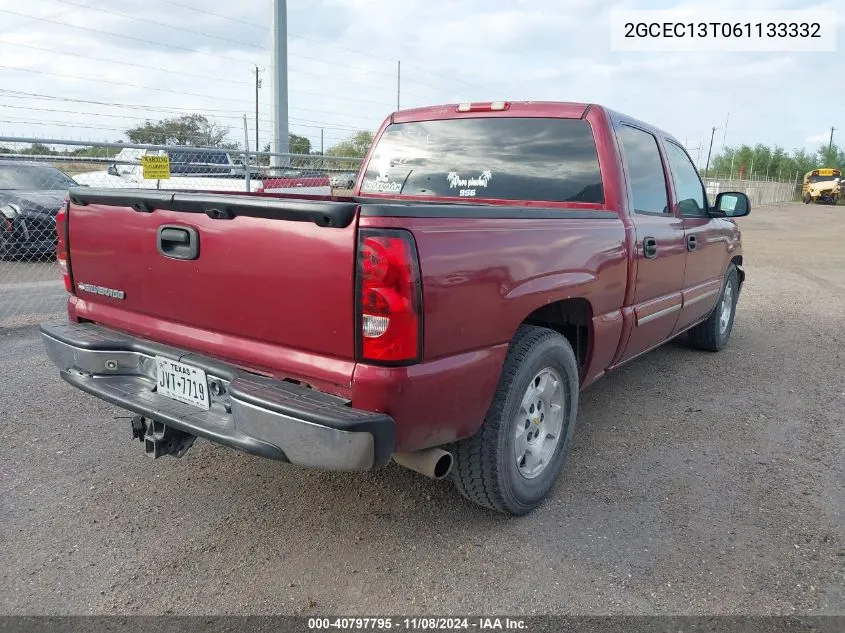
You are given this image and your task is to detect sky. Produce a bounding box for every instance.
[0,0,842,160]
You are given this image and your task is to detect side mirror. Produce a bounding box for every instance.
[107,164,119,176]
[713,191,750,218]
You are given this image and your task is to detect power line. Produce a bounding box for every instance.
[0,118,131,133]
[1,64,396,109]
[0,6,78,35]
[0,91,371,131]
[0,40,253,86]
[0,65,257,106]
[0,39,430,101]
[52,0,268,52]
[147,0,496,96]
[0,8,259,66]
[152,0,267,31]
[1,10,477,101]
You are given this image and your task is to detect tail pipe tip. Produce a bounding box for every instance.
[392,448,453,480]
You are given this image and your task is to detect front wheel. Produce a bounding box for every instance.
[451,325,579,515]
[688,264,739,352]
[803,194,811,204]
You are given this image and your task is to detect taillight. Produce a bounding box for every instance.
[56,202,74,294]
[356,229,422,364]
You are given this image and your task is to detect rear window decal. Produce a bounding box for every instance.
[362,177,402,193]
[447,170,492,197]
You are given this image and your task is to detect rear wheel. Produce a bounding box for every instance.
[451,325,579,515]
[688,264,739,352]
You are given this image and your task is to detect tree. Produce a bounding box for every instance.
[708,142,844,181]
[126,114,231,147]
[19,143,55,155]
[326,131,374,158]
[289,134,311,155]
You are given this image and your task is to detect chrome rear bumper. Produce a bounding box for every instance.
[40,320,394,470]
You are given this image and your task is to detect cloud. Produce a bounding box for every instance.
[805,132,831,145]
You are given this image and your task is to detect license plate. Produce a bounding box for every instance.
[155,356,210,410]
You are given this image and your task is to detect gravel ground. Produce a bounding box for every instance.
[0,202,842,616]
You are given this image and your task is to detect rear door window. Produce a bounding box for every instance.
[617,125,669,215]
[360,117,603,203]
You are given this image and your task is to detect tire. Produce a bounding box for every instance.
[803,194,811,204]
[0,232,12,260]
[451,325,579,515]
[687,264,739,352]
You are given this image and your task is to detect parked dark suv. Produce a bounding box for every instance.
[0,161,78,259]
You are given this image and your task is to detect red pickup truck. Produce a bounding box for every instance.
[41,101,749,515]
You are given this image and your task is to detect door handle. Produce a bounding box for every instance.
[157,225,199,260]
[687,234,697,252]
[643,237,658,259]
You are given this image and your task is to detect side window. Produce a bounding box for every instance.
[618,125,669,215]
[665,141,707,216]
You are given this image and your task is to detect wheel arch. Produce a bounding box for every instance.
[730,255,744,289]
[518,298,594,382]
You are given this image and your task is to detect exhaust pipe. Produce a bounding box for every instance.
[393,448,453,480]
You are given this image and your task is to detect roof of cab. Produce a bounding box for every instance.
[392,101,593,124]
[390,101,683,148]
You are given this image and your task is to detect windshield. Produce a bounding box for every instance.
[167,151,230,165]
[360,117,603,203]
[0,164,78,190]
[808,174,839,183]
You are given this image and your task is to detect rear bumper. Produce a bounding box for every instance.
[40,320,394,470]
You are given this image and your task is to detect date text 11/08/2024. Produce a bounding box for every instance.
[308,618,528,630]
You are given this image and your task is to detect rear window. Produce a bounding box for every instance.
[360,117,603,203]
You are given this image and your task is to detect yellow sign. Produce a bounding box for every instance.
[817,168,836,176]
[142,154,171,180]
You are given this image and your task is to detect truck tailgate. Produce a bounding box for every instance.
[66,190,359,370]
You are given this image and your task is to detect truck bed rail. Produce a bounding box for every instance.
[68,187,358,228]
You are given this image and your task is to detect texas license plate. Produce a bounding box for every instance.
[155,356,210,410]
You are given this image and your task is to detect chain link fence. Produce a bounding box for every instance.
[702,174,803,206]
[0,137,362,328]
[0,137,809,329]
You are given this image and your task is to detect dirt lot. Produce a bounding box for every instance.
[0,202,842,616]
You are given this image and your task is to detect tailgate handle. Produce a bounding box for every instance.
[157,225,199,260]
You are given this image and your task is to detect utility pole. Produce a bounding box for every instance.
[242,115,251,192]
[272,0,289,167]
[721,112,729,153]
[320,128,324,155]
[397,60,401,111]
[254,65,262,155]
[704,126,717,176]
[829,126,836,153]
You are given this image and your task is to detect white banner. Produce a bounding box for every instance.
[610,9,837,52]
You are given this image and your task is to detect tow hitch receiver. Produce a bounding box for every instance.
[130,415,197,459]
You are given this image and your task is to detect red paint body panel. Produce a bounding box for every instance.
[358,215,628,361]
[67,202,358,383]
[62,101,744,455]
[351,345,509,450]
